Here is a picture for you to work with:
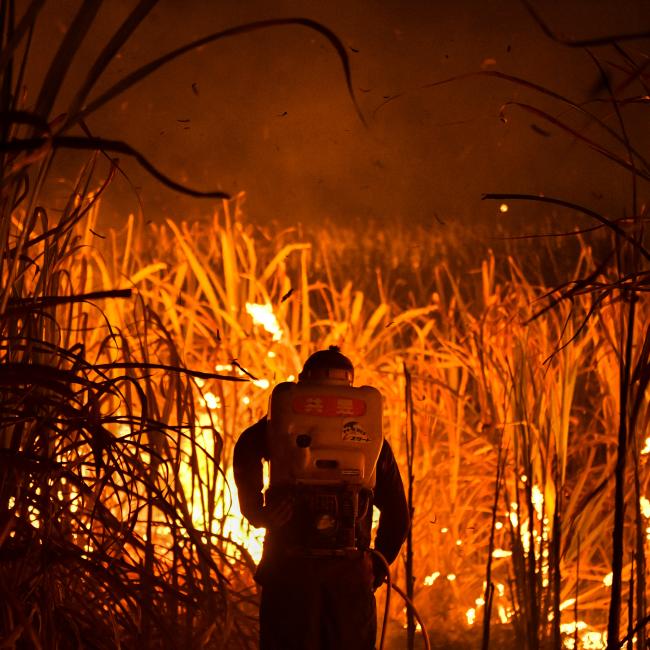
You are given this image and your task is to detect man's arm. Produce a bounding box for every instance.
[233,417,293,530]
[373,440,410,566]
[233,418,267,528]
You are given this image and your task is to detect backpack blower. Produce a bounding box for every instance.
[267,364,383,553]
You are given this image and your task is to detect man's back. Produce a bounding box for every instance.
[232,347,409,649]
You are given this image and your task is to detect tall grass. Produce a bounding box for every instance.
[3,153,647,648]
[0,2,366,647]
[78,199,646,648]
[0,153,265,648]
[2,1,649,647]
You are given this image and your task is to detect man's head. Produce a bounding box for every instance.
[298,345,354,386]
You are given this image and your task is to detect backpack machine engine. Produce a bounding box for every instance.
[267,380,383,553]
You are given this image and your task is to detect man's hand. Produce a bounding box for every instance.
[257,497,293,529]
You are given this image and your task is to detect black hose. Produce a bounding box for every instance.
[369,549,431,650]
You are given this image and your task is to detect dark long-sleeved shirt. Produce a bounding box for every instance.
[233,416,410,572]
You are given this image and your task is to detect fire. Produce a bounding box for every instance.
[640,495,650,518]
[172,400,268,564]
[246,302,284,341]
[218,468,266,563]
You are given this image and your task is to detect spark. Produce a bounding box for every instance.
[492,549,512,558]
[499,203,509,213]
[466,608,476,625]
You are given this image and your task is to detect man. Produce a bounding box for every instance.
[233,346,409,650]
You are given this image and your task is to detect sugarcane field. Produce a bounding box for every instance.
[1,1,649,649]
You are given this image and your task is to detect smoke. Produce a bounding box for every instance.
[29,0,650,228]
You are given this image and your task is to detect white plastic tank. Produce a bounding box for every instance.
[267,381,384,489]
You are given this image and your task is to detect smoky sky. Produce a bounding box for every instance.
[31,0,650,229]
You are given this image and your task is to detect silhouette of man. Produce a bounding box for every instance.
[234,347,409,650]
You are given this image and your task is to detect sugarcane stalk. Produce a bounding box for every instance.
[606,293,636,648]
[404,363,416,650]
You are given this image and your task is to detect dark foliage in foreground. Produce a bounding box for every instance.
[0,1,360,647]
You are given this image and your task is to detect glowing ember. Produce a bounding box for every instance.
[581,631,607,649]
[423,571,440,586]
[466,607,476,625]
[203,391,221,410]
[560,621,587,634]
[246,302,284,340]
[559,598,576,611]
[561,621,607,649]
[531,484,544,518]
[640,496,650,518]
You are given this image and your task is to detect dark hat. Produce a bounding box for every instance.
[299,345,354,384]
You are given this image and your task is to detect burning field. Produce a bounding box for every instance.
[2,2,650,649]
[2,190,648,648]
